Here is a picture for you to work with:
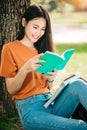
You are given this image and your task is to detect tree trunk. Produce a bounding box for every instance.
[0,0,31,113]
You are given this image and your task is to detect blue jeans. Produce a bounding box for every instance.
[15,79,87,130]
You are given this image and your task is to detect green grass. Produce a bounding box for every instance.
[0,121,17,130]
[0,119,22,130]
[0,111,22,130]
[56,43,87,53]
[56,43,87,80]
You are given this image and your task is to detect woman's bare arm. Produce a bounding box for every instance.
[5,53,44,95]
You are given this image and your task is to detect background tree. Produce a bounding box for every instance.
[0,0,31,113]
[62,0,87,11]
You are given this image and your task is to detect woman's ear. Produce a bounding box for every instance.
[22,18,27,27]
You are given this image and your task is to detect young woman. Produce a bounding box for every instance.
[0,4,87,130]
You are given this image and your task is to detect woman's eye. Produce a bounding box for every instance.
[42,29,45,31]
[33,26,37,29]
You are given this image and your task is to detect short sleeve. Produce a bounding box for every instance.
[0,44,18,78]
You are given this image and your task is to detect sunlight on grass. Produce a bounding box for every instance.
[66,53,87,79]
[56,43,87,80]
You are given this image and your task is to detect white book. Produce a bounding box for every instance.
[44,75,80,108]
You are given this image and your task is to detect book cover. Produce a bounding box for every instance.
[35,49,75,75]
[44,75,80,108]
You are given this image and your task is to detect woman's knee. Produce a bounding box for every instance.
[69,79,85,88]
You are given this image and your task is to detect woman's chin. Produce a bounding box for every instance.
[33,39,38,43]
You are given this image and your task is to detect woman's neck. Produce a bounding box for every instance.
[20,38,35,49]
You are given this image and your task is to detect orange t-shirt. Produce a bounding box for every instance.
[0,40,50,100]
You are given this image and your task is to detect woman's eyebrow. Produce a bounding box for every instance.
[33,24,46,29]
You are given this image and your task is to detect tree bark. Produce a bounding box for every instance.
[0,0,31,113]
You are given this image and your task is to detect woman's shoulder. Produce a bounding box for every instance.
[2,40,21,51]
[3,40,19,47]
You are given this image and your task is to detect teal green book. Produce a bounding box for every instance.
[35,49,75,75]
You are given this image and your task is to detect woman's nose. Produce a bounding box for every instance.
[37,29,41,36]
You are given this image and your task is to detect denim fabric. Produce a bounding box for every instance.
[15,79,87,130]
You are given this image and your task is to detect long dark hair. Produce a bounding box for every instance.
[17,4,55,53]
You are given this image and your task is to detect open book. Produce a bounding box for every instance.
[44,75,80,108]
[35,49,75,75]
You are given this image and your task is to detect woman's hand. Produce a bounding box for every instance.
[47,70,58,82]
[47,70,58,89]
[22,53,45,74]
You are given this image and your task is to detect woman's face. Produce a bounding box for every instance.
[24,17,46,44]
